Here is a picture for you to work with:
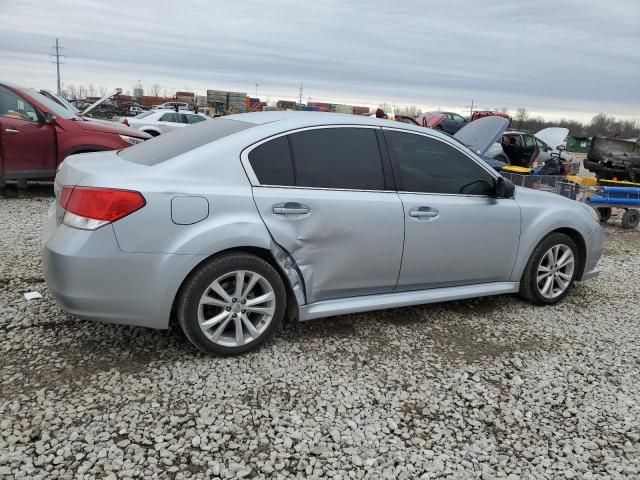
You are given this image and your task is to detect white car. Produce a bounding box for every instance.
[122,110,209,136]
[152,102,191,111]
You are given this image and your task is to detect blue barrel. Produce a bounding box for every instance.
[589,196,640,206]
[601,186,640,195]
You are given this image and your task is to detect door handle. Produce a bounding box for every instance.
[409,207,439,219]
[273,203,310,215]
[5,128,19,134]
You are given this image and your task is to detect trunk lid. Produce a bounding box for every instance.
[454,116,509,155]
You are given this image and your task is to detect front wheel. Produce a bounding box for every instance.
[177,252,287,355]
[622,209,640,229]
[519,233,578,305]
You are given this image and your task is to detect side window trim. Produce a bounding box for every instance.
[381,127,499,196]
[240,125,395,192]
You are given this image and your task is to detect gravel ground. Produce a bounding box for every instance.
[1,188,640,479]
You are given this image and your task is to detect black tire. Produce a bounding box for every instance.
[622,209,640,229]
[177,252,286,355]
[519,233,579,305]
[597,207,612,223]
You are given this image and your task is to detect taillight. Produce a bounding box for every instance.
[122,118,129,126]
[60,186,145,230]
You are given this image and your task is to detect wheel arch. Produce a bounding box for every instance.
[169,245,305,327]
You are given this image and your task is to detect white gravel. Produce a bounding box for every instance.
[1,188,640,479]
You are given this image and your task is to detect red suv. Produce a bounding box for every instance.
[0,82,150,180]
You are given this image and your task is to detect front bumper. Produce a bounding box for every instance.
[42,204,205,329]
[578,223,604,282]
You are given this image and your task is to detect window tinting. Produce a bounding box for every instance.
[289,128,384,190]
[159,112,178,122]
[186,114,206,124]
[118,118,253,166]
[386,131,494,195]
[248,136,295,186]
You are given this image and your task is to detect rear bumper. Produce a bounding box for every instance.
[42,205,205,329]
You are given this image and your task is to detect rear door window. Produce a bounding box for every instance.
[288,127,385,190]
[248,136,295,186]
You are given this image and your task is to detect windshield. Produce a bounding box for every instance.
[27,90,77,119]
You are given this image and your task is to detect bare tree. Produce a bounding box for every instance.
[66,84,78,100]
[150,84,162,97]
[78,85,86,99]
[515,108,528,128]
[98,86,107,96]
[395,105,422,117]
[88,83,96,98]
[500,107,509,114]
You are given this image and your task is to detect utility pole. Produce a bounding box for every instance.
[255,83,258,97]
[50,38,65,96]
[298,83,303,110]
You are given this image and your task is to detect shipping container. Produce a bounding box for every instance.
[335,104,354,114]
[277,100,297,110]
[353,106,370,115]
[307,102,331,112]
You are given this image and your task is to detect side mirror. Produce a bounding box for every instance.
[494,176,516,198]
[557,145,566,151]
[43,112,56,124]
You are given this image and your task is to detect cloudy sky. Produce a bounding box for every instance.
[1,0,638,122]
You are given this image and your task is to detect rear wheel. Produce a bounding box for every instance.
[622,209,640,229]
[177,252,286,355]
[519,233,578,305]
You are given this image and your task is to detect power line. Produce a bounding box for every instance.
[50,39,65,95]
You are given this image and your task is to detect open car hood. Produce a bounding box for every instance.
[535,127,569,149]
[75,118,150,138]
[454,116,509,155]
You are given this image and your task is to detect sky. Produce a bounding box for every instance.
[1,0,639,122]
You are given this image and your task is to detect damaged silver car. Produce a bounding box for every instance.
[43,112,602,355]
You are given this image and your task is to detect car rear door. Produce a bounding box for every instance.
[247,126,405,303]
[383,128,521,290]
[0,86,56,178]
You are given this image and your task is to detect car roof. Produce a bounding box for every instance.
[224,110,443,133]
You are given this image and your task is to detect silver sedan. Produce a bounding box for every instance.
[43,112,603,355]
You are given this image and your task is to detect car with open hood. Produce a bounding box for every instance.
[0,82,150,180]
[415,111,468,134]
[43,111,602,355]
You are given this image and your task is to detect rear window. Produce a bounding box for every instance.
[118,118,253,166]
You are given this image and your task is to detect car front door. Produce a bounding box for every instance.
[383,128,521,290]
[0,86,56,178]
[247,126,404,303]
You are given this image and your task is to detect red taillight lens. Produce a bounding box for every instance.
[63,186,145,222]
[122,118,129,126]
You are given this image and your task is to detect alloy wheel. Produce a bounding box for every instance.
[197,270,276,347]
[536,244,575,299]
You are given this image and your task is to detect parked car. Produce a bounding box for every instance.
[43,111,602,355]
[39,90,121,126]
[0,82,150,180]
[488,128,573,167]
[453,116,510,171]
[122,110,209,136]
[471,110,512,124]
[583,136,640,181]
[152,102,191,111]
[415,111,469,134]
